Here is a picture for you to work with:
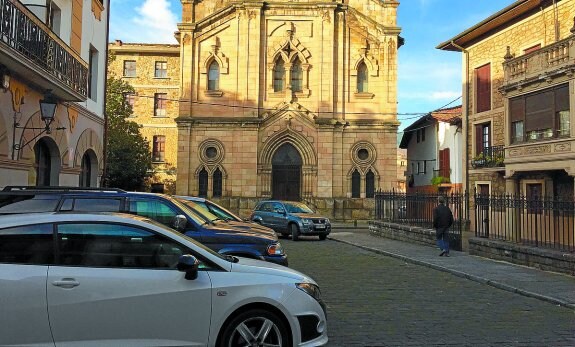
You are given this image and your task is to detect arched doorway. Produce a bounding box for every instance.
[34,137,61,186]
[272,143,302,201]
[79,149,98,187]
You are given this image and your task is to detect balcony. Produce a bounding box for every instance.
[0,0,88,101]
[501,35,575,91]
[471,145,505,169]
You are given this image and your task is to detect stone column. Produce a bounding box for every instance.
[207,175,213,199]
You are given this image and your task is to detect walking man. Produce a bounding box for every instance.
[433,195,454,257]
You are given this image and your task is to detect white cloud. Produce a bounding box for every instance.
[110,0,179,44]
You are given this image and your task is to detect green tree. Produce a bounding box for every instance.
[104,76,152,190]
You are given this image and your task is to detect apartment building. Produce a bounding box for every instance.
[107,41,180,191]
[438,0,574,200]
[0,0,109,187]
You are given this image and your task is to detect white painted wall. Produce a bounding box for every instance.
[437,121,463,185]
[406,122,437,188]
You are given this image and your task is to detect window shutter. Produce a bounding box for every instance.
[440,148,450,177]
[475,124,483,155]
[510,97,525,122]
[476,64,491,113]
[525,90,553,131]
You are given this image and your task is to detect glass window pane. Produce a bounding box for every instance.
[351,170,360,198]
[0,195,59,213]
[273,59,285,92]
[290,60,302,92]
[357,63,368,93]
[208,61,219,91]
[128,199,178,227]
[558,111,570,137]
[0,224,54,264]
[72,199,121,212]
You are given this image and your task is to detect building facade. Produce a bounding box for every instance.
[175,0,401,219]
[438,0,574,200]
[400,106,463,194]
[0,0,109,188]
[107,41,180,192]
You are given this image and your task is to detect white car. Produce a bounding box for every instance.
[0,213,328,347]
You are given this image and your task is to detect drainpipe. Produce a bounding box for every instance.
[101,0,112,187]
[450,40,469,220]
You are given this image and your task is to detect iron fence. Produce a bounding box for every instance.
[475,193,575,252]
[374,190,467,251]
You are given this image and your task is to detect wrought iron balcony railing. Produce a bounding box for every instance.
[471,145,505,169]
[502,35,575,88]
[0,0,88,98]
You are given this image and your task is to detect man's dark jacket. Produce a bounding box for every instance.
[433,204,453,230]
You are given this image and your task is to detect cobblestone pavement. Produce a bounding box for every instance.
[282,237,575,347]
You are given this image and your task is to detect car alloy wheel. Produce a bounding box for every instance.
[290,223,299,241]
[221,309,289,347]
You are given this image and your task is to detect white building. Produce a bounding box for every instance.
[399,106,463,193]
[0,0,109,188]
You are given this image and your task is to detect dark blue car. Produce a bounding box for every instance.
[0,187,288,266]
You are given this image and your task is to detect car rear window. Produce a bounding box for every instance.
[0,195,59,214]
[61,198,122,212]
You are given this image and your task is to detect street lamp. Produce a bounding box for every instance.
[39,90,57,133]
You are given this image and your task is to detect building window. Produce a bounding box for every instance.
[198,168,208,197]
[154,61,167,78]
[351,169,360,198]
[123,93,135,109]
[88,46,98,101]
[208,61,219,91]
[523,44,541,54]
[366,170,375,198]
[273,58,285,92]
[123,60,136,77]
[154,93,167,117]
[213,168,222,197]
[509,84,569,143]
[357,62,368,93]
[421,127,425,142]
[416,162,421,175]
[290,58,303,92]
[49,1,61,36]
[438,148,450,178]
[475,122,491,155]
[476,63,491,113]
[152,136,165,162]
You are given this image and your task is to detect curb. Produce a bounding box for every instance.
[329,236,575,310]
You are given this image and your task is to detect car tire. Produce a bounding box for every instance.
[319,234,327,241]
[219,309,290,347]
[290,223,299,241]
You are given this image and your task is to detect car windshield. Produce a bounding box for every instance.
[206,201,243,222]
[176,199,221,223]
[163,196,211,225]
[285,202,314,214]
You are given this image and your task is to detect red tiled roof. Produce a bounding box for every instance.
[430,105,462,123]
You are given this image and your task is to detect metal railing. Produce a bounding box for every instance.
[374,190,467,251]
[0,0,88,97]
[471,145,505,169]
[475,193,575,252]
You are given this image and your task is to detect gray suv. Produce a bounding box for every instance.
[250,201,331,241]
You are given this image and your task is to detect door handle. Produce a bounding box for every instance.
[52,279,80,289]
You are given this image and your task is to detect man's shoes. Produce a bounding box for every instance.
[444,252,450,257]
[439,251,446,257]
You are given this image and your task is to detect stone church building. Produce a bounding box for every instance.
[175,0,401,219]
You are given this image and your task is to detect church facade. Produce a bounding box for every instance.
[176,0,401,219]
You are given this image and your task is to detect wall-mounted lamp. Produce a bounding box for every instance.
[12,89,65,160]
[0,65,10,91]
[39,90,58,133]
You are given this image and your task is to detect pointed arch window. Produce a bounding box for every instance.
[198,168,208,197]
[351,169,361,198]
[208,61,220,91]
[357,62,368,93]
[213,168,222,197]
[273,58,285,92]
[290,58,303,92]
[366,170,375,198]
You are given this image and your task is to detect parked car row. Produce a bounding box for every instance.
[0,186,330,346]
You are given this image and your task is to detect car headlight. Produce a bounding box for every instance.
[267,242,285,256]
[302,218,312,225]
[325,218,330,225]
[296,283,322,302]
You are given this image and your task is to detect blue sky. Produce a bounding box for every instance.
[109,0,515,131]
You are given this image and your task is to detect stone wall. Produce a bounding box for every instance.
[470,237,575,276]
[368,221,437,247]
[209,196,378,222]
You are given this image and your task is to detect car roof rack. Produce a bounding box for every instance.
[1,186,127,193]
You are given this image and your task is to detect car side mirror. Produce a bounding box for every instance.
[177,254,200,280]
[172,215,188,231]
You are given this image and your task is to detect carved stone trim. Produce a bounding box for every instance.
[554,142,572,152]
